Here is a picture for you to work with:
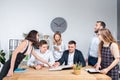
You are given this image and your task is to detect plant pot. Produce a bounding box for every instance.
[74,70,81,75]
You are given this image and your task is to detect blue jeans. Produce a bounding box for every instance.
[88,56,98,66]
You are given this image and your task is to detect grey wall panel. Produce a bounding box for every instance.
[117,0,120,44]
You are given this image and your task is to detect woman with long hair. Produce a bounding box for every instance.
[96,28,120,80]
[0,30,51,80]
[52,32,66,61]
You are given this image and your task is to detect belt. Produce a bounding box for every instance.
[89,55,98,59]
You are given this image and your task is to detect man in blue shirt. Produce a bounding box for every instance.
[87,21,106,66]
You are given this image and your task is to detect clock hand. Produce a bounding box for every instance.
[58,21,65,27]
[53,22,59,26]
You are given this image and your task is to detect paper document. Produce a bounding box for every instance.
[49,65,73,71]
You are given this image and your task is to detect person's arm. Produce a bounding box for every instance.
[53,51,66,67]
[86,38,93,63]
[7,40,27,76]
[31,49,51,67]
[57,51,66,65]
[95,48,101,70]
[101,43,120,74]
[53,62,60,67]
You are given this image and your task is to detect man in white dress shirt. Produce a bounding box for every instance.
[87,21,106,66]
[27,40,55,70]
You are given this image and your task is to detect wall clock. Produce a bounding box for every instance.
[50,17,67,33]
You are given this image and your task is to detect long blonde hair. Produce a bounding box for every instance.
[53,32,62,45]
[98,28,120,54]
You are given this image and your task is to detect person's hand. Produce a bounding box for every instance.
[35,65,42,70]
[40,64,44,67]
[47,63,52,68]
[7,68,13,77]
[85,58,88,66]
[93,63,97,68]
[53,62,60,67]
[95,63,101,70]
[100,68,109,74]
[54,46,60,51]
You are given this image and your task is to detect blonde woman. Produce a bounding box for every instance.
[96,28,120,80]
[52,32,66,61]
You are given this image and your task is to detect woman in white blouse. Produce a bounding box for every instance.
[52,32,66,61]
[27,40,55,70]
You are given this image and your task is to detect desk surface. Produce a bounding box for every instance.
[3,66,111,80]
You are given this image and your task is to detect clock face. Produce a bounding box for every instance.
[50,17,67,33]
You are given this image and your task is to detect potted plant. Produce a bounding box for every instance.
[0,50,6,67]
[73,63,82,75]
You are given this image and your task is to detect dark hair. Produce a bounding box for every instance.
[68,40,76,45]
[25,30,38,42]
[39,40,47,47]
[97,21,106,28]
[25,30,39,48]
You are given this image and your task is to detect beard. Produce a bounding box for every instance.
[94,30,98,33]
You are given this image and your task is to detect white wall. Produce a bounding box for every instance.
[0,0,117,59]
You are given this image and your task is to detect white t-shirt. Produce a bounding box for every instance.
[27,49,55,67]
[68,52,74,65]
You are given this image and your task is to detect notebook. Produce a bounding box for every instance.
[49,65,73,71]
[85,68,100,74]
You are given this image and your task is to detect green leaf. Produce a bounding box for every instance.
[0,50,6,64]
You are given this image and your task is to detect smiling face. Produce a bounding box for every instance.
[39,44,48,53]
[54,34,61,42]
[68,44,76,53]
[39,40,48,53]
[53,32,62,45]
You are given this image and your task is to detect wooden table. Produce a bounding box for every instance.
[3,66,111,80]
